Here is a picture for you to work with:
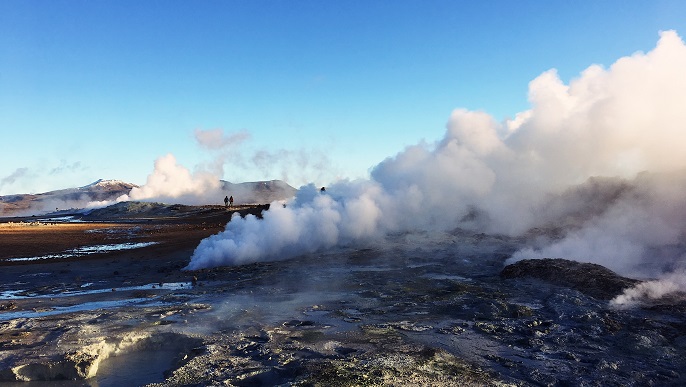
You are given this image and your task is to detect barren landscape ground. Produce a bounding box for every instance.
[1,205,685,386]
[0,206,239,299]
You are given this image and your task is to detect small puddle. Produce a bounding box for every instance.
[96,334,203,387]
[350,266,398,272]
[35,216,83,223]
[0,334,202,386]
[4,242,159,262]
[84,226,145,237]
[421,273,472,281]
[1,282,192,300]
[0,298,164,321]
[94,349,181,387]
[0,282,192,321]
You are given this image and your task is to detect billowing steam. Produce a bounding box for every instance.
[113,128,337,206]
[115,130,247,205]
[611,271,686,308]
[187,29,686,305]
[117,154,222,205]
[509,171,686,277]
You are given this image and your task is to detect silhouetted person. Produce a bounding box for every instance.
[229,195,234,207]
[320,187,326,193]
[224,196,229,207]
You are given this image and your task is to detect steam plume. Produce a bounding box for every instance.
[188,30,686,295]
[115,127,340,207]
[117,154,222,205]
[611,271,686,308]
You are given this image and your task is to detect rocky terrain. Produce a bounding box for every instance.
[1,205,685,386]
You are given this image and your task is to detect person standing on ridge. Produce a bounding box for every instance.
[229,195,234,207]
[224,196,229,207]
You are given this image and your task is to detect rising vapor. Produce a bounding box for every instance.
[116,127,340,207]
[187,30,686,302]
[117,154,222,205]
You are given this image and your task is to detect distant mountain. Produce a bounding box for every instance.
[0,179,139,217]
[0,179,297,217]
[220,180,297,204]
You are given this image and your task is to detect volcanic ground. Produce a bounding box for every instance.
[1,204,685,386]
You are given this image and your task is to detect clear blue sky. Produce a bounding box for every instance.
[1,0,685,194]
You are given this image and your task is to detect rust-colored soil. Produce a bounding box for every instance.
[0,222,224,260]
[0,204,267,263]
[1,223,130,258]
[0,207,264,290]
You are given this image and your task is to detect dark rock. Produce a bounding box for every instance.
[0,302,17,311]
[501,258,641,300]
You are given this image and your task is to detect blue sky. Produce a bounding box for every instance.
[1,0,685,195]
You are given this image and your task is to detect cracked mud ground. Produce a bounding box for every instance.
[1,211,685,386]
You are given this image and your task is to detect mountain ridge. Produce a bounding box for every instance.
[0,179,296,217]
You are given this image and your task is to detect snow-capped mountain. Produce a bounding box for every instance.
[79,179,136,190]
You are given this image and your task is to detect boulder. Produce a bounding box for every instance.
[501,258,640,300]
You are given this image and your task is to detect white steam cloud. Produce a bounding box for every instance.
[114,130,269,206]
[509,171,686,277]
[115,128,339,206]
[117,154,223,205]
[188,30,686,305]
[186,183,387,268]
[611,271,686,308]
